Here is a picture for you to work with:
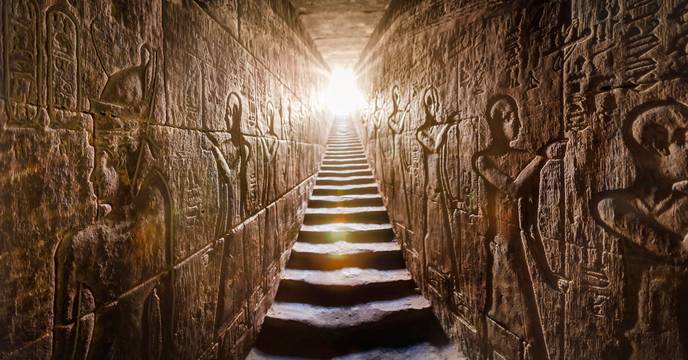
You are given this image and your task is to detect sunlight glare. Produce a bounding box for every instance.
[325,67,365,116]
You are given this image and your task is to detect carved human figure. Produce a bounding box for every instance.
[370,93,386,183]
[593,100,688,359]
[53,44,170,360]
[388,86,413,226]
[416,86,453,298]
[206,92,250,234]
[473,94,566,360]
[258,101,280,206]
[280,97,294,189]
[366,94,379,172]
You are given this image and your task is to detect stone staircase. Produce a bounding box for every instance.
[248,120,457,359]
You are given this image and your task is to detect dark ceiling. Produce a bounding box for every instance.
[290,0,390,69]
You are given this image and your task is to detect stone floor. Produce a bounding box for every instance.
[248,121,462,359]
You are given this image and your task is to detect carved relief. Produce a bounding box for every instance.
[46,2,82,129]
[387,85,414,227]
[593,100,688,359]
[473,94,567,359]
[258,101,280,206]
[3,0,328,358]
[416,86,454,301]
[206,92,250,235]
[3,0,40,127]
[53,37,173,359]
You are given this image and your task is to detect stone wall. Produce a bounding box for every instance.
[355,0,688,359]
[0,1,329,359]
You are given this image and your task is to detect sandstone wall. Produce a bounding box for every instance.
[0,1,329,359]
[355,0,688,359]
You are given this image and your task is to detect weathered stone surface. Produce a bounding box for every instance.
[356,0,688,359]
[1,0,328,358]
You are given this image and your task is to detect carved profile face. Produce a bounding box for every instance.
[629,102,688,184]
[225,92,242,134]
[423,87,441,124]
[90,133,140,216]
[374,92,383,111]
[266,101,275,133]
[392,86,401,110]
[489,97,521,145]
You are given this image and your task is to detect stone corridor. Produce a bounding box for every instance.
[3,1,688,359]
[249,120,454,359]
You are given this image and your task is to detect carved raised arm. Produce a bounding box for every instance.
[596,195,686,259]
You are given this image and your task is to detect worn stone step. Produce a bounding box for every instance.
[319,164,369,172]
[318,169,373,178]
[312,183,378,196]
[328,142,360,147]
[253,296,449,358]
[327,143,363,149]
[322,158,368,166]
[275,268,417,306]
[325,151,366,158]
[287,241,403,270]
[323,152,364,158]
[324,153,366,159]
[308,194,384,208]
[248,342,460,360]
[325,153,366,160]
[303,206,389,225]
[326,148,365,154]
[316,175,374,186]
[298,223,395,243]
[326,147,365,153]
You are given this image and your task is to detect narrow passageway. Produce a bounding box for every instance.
[249,120,457,359]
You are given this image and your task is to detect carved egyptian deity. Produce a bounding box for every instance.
[416,87,453,297]
[594,100,688,359]
[258,101,280,206]
[243,103,262,213]
[280,98,294,189]
[206,92,250,235]
[388,86,413,227]
[53,44,170,360]
[371,93,386,184]
[473,94,566,360]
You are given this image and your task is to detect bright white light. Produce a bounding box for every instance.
[324,67,365,116]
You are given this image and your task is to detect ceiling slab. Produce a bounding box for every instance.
[290,0,390,69]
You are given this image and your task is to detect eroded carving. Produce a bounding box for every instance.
[4,0,40,127]
[416,86,454,301]
[474,94,567,359]
[53,39,172,359]
[593,100,688,359]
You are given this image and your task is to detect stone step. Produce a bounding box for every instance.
[248,342,460,360]
[325,152,366,159]
[287,241,404,270]
[312,183,378,196]
[298,222,395,243]
[319,163,369,171]
[327,143,363,149]
[322,158,368,166]
[318,169,373,178]
[303,206,389,225]
[275,268,417,306]
[316,175,375,186]
[326,148,365,153]
[326,147,365,153]
[324,152,366,159]
[308,194,384,208]
[328,142,360,147]
[252,296,449,358]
